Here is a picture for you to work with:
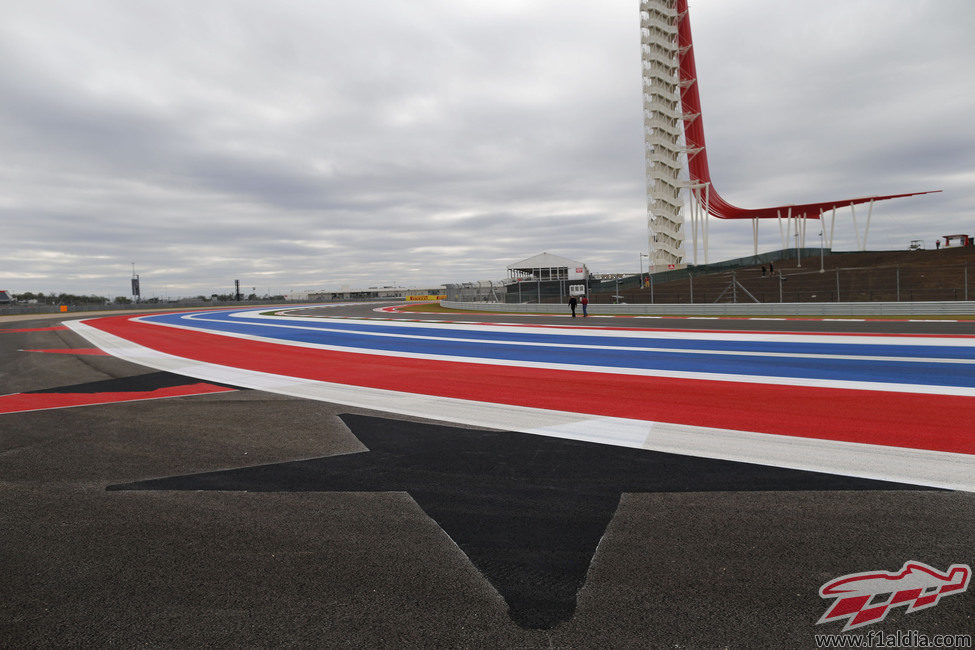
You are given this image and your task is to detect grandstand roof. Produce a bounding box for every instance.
[507,253,585,271]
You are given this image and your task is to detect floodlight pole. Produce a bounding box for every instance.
[130,262,141,302]
[639,252,649,302]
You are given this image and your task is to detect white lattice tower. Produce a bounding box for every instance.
[640,0,685,270]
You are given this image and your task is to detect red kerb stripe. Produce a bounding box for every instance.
[86,315,975,455]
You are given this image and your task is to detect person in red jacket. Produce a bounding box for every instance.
[581,295,589,317]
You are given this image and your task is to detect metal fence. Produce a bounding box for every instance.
[0,297,365,318]
[495,261,973,305]
[445,282,507,302]
[615,263,973,305]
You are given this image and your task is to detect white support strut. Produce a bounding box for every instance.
[864,199,875,250]
[829,206,837,248]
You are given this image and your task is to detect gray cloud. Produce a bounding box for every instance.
[1,0,973,297]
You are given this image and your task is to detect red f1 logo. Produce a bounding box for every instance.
[818,561,970,631]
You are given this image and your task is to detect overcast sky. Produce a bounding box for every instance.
[2,0,973,298]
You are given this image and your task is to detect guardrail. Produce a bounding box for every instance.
[442,301,975,317]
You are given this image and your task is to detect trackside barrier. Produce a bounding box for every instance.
[441,301,975,317]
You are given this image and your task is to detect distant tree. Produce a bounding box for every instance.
[114,296,132,305]
[50,293,109,305]
[247,293,258,300]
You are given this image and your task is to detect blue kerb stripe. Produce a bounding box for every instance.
[140,311,975,388]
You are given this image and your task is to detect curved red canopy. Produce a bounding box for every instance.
[674,0,938,220]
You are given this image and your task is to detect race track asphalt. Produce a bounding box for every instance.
[2,304,973,648]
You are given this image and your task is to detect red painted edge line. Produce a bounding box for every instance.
[0,383,236,415]
[0,309,247,334]
[1,326,69,333]
[86,314,975,455]
[21,348,109,356]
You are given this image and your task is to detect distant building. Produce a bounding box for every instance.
[505,253,589,304]
[308,285,445,302]
[506,252,589,283]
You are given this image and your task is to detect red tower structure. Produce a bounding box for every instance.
[641,0,940,267]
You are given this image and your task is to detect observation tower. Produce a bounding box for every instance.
[640,0,938,270]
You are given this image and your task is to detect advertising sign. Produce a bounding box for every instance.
[568,266,587,281]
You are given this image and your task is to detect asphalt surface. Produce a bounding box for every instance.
[301,302,975,335]
[2,305,973,648]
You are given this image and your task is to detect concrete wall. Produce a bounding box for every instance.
[442,301,975,317]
